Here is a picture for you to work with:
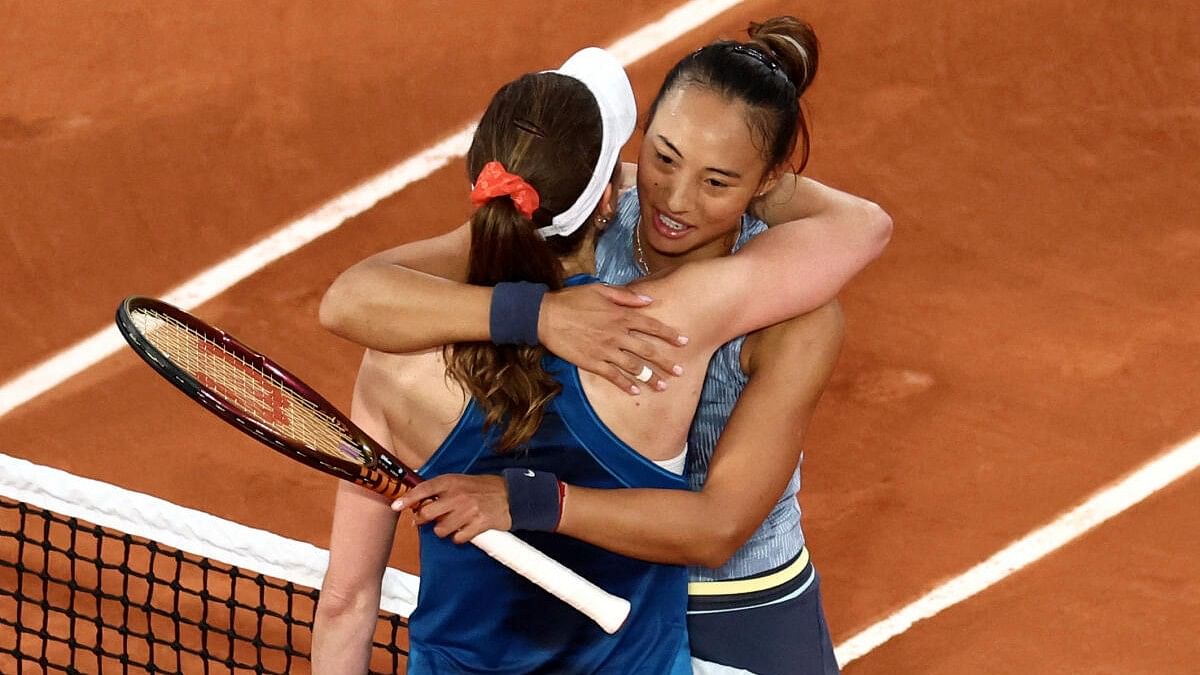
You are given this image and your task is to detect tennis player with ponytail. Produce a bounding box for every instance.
[321,18,889,675]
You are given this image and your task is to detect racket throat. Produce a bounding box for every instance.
[359,466,408,500]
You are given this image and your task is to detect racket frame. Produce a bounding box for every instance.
[115,295,631,634]
[116,296,416,497]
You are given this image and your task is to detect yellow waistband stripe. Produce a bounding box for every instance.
[687,547,810,597]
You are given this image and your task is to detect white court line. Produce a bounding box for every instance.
[0,0,744,420]
[834,433,1200,667]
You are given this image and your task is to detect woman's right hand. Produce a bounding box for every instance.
[538,284,687,394]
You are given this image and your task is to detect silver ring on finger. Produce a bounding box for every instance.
[635,365,654,383]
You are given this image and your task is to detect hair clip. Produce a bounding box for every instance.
[513,118,547,138]
[730,44,780,71]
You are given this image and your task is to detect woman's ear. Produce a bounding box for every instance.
[755,168,784,199]
[596,183,616,230]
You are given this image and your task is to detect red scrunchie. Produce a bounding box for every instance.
[470,161,540,220]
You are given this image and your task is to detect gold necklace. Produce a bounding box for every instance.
[634,219,650,274]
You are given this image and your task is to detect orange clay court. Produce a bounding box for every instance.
[2,2,1198,673]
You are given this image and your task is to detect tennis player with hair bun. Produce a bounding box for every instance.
[320,17,890,675]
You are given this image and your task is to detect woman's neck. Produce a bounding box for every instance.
[559,231,598,279]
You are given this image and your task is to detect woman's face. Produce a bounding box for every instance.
[636,84,776,265]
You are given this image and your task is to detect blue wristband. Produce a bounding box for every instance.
[502,468,562,531]
[490,282,548,346]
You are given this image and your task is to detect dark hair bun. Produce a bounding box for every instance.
[747,16,819,95]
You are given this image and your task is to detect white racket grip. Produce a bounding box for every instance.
[469,529,631,634]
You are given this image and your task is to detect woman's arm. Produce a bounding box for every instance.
[312,482,398,674]
[755,174,867,224]
[319,223,486,352]
[319,223,685,393]
[566,302,842,566]
[312,367,401,674]
[400,302,844,567]
[721,177,890,332]
[633,177,886,347]
[319,172,885,389]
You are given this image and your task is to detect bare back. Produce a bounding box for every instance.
[354,324,718,469]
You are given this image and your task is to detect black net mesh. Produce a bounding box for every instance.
[0,497,408,674]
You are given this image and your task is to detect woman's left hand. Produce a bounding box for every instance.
[539,284,687,394]
[393,474,511,544]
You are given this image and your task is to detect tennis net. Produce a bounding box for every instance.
[0,452,418,674]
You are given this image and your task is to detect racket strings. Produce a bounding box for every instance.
[130,309,368,465]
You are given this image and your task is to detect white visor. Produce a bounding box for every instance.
[536,48,637,238]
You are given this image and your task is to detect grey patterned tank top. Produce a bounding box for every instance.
[595,188,805,582]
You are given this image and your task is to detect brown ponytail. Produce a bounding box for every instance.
[444,72,601,453]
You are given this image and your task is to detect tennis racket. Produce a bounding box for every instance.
[115,296,630,634]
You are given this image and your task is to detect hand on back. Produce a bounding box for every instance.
[539,284,688,395]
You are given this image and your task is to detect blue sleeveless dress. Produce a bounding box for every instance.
[407,276,692,674]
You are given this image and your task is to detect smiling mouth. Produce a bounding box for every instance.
[659,213,688,231]
[649,209,697,241]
